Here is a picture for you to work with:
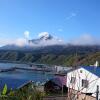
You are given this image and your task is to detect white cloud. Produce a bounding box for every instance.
[33,39,64,47]
[14,38,27,46]
[0,31,29,47]
[24,31,30,39]
[66,12,77,20]
[70,34,100,45]
[0,38,27,47]
[58,28,63,32]
[71,12,77,17]
[0,31,64,47]
[14,31,30,46]
[0,39,13,47]
[0,31,99,47]
[38,32,49,38]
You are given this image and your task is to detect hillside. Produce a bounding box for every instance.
[0,45,100,66]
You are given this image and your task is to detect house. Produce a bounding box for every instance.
[66,66,100,99]
[44,75,67,94]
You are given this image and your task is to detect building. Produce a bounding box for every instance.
[0,77,32,91]
[54,65,71,73]
[44,75,67,94]
[66,66,100,99]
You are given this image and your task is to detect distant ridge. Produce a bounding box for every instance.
[0,45,100,66]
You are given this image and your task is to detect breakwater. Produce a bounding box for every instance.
[0,66,52,73]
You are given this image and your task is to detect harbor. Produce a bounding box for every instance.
[0,63,56,83]
[0,63,71,74]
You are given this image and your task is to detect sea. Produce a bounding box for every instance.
[0,63,54,83]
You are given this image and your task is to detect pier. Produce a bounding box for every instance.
[16,67,51,72]
[0,67,16,72]
[0,66,52,73]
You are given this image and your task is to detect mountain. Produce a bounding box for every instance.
[28,32,64,46]
[0,33,100,66]
[28,32,53,44]
[0,32,64,50]
[0,45,100,66]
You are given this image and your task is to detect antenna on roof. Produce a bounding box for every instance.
[74,46,79,68]
[94,61,99,67]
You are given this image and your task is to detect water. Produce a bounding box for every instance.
[0,63,29,69]
[0,63,54,83]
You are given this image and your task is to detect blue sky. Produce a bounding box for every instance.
[0,0,100,45]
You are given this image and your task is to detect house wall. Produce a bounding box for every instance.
[66,67,100,98]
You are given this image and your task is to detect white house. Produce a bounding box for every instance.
[66,66,100,99]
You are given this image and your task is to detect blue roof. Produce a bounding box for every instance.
[0,78,30,91]
[82,66,100,77]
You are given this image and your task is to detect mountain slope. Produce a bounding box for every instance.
[0,33,100,66]
[0,45,100,66]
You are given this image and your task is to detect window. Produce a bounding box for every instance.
[70,77,76,83]
[82,79,89,88]
[80,70,83,73]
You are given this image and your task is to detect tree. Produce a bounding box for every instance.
[2,84,7,95]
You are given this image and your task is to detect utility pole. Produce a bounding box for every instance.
[96,85,99,100]
[62,84,63,96]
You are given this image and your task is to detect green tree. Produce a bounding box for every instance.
[2,84,7,95]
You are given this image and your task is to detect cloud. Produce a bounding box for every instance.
[0,31,99,47]
[0,39,13,47]
[0,31,29,47]
[0,38,27,47]
[29,32,65,47]
[58,28,63,32]
[38,32,49,38]
[66,12,77,20]
[24,31,30,39]
[14,38,27,46]
[14,31,30,46]
[70,34,100,45]
[0,31,64,47]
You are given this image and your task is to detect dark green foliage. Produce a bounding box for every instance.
[0,45,100,66]
[79,52,100,66]
[0,52,18,61]
[0,83,44,100]
[20,53,33,62]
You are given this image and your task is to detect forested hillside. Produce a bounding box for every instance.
[0,45,100,66]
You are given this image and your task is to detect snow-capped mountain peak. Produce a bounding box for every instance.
[38,32,53,40]
[28,32,64,46]
[0,32,65,50]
